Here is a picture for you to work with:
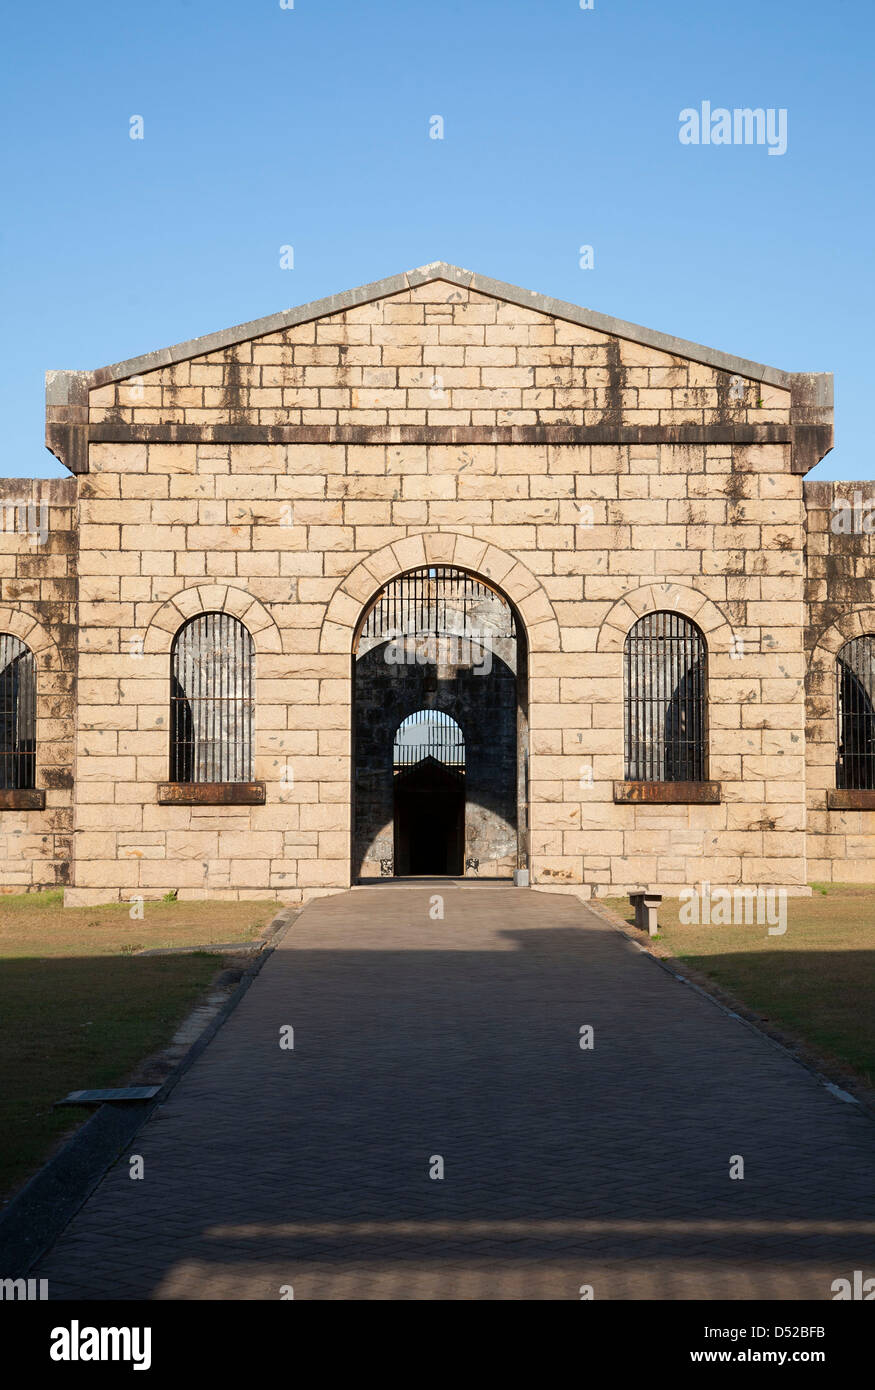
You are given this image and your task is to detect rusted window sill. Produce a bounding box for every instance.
[613,780,721,805]
[827,789,875,810]
[0,788,46,810]
[157,782,266,806]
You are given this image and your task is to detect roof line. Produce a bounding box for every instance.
[77,262,800,389]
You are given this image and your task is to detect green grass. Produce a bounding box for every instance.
[604,884,875,1089]
[0,892,277,1203]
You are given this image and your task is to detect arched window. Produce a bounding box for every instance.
[624,612,707,782]
[0,634,36,790]
[170,614,254,783]
[393,709,465,770]
[836,635,875,790]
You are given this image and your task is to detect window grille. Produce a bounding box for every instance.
[360,565,516,642]
[836,635,875,790]
[393,710,465,769]
[0,634,36,790]
[170,613,254,783]
[624,611,707,782]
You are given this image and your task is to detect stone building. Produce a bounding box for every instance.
[0,263,871,905]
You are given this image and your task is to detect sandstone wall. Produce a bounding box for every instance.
[0,477,77,892]
[30,274,848,902]
[71,434,807,901]
[804,481,875,882]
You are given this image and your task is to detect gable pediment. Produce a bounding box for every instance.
[45,263,832,475]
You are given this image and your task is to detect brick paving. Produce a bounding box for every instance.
[37,885,875,1300]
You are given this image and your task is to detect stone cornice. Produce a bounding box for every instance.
[85,421,795,449]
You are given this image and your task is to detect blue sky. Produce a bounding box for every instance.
[2,0,871,479]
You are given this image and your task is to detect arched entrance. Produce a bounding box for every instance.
[393,712,465,875]
[352,565,528,880]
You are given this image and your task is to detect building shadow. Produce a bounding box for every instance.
[20,909,875,1299]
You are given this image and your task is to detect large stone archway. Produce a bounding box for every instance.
[319,532,560,656]
[349,559,533,882]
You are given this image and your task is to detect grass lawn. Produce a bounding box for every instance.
[0,891,278,1205]
[604,884,875,1093]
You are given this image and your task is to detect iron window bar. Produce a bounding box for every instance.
[0,634,36,790]
[359,565,517,644]
[624,611,707,782]
[836,636,875,790]
[170,613,254,783]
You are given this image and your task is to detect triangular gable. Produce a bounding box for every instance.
[61,262,800,389]
[45,264,833,475]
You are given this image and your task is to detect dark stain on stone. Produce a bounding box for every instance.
[600,340,626,429]
[222,346,248,427]
[716,371,748,424]
[42,768,74,790]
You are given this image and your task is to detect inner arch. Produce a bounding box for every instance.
[351,564,529,881]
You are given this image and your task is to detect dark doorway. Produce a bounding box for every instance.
[394,757,464,876]
[351,564,529,881]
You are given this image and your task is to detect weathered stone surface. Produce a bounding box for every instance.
[0,269,866,899]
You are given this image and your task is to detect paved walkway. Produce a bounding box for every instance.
[38,886,874,1299]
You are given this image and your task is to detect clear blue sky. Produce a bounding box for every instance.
[2,0,871,479]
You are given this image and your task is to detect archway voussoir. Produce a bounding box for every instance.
[391,536,427,573]
[606,601,637,634]
[144,586,282,656]
[171,589,204,620]
[692,603,725,634]
[326,591,363,629]
[423,532,456,564]
[0,607,58,663]
[363,545,398,585]
[820,627,850,655]
[196,584,229,613]
[656,583,706,619]
[223,589,252,619]
[451,536,488,572]
[342,565,380,604]
[518,590,554,628]
[478,546,516,588]
[321,621,354,654]
[527,620,561,653]
[626,587,656,618]
[500,562,538,603]
[151,603,184,634]
[27,630,52,654]
[598,584,730,653]
[321,531,559,655]
[0,607,32,639]
[810,608,875,672]
[239,603,271,633]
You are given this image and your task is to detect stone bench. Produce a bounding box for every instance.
[629,890,663,937]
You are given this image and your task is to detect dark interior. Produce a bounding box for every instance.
[394,757,465,875]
